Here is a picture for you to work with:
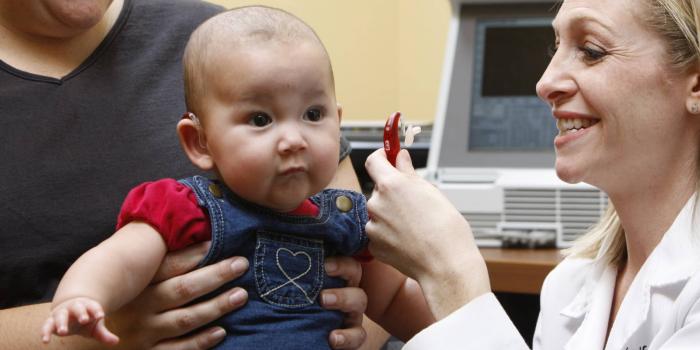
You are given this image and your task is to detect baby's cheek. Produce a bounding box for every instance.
[226,153,272,184]
[319,154,341,183]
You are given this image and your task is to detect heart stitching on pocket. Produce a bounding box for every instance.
[260,248,314,303]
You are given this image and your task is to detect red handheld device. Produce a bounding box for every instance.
[383,111,401,166]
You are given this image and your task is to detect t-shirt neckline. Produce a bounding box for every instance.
[0,0,133,85]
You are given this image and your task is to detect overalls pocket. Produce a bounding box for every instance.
[254,231,324,308]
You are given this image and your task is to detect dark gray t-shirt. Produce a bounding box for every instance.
[0,0,351,307]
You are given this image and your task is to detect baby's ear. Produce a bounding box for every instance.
[336,103,343,123]
[177,113,214,170]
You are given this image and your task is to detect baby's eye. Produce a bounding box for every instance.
[249,113,272,127]
[303,108,323,122]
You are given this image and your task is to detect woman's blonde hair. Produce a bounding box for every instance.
[565,0,700,265]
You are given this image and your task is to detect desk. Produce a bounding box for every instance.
[480,248,564,295]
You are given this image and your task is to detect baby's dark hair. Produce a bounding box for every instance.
[183,6,334,117]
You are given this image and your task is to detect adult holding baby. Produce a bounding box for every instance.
[0,0,372,349]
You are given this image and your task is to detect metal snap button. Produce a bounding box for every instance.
[208,183,222,198]
[335,195,353,212]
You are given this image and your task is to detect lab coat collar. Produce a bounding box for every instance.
[559,260,604,319]
[561,194,700,349]
[644,195,700,287]
[563,264,616,350]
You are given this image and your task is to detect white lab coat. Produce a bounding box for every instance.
[404,196,700,349]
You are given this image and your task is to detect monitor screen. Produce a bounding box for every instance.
[468,18,556,151]
[482,26,553,96]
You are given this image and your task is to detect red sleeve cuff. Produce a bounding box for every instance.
[117,179,211,251]
[353,248,374,263]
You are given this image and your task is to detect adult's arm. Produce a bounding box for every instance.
[328,156,362,190]
[0,241,247,350]
[360,259,435,341]
[2,243,372,350]
[404,293,529,349]
[364,149,528,348]
[326,154,392,349]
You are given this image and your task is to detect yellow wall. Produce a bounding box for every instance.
[206,0,450,123]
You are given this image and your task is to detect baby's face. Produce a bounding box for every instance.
[198,41,341,212]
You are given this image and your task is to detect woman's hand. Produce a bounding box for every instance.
[321,256,368,349]
[105,241,248,350]
[364,149,491,319]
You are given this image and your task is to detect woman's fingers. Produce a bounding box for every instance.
[364,149,393,181]
[325,256,362,287]
[394,149,416,173]
[365,149,419,227]
[153,241,211,283]
[151,327,227,350]
[148,257,249,310]
[365,149,415,181]
[153,287,247,339]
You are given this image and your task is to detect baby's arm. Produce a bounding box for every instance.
[41,221,168,345]
[360,260,436,342]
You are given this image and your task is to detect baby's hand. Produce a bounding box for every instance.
[41,297,119,345]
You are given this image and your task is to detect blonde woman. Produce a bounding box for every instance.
[365,0,700,348]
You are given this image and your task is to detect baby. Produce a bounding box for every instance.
[41,6,433,349]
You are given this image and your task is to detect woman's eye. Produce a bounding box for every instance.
[579,44,607,62]
[249,113,272,127]
[304,108,323,122]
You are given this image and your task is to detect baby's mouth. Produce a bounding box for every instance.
[280,166,305,176]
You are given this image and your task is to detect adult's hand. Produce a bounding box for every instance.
[105,241,248,350]
[114,245,374,349]
[0,241,247,350]
[118,246,371,349]
[321,256,369,349]
[364,149,491,320]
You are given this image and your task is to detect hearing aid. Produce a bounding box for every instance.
[182,112,207,149]
[383,111,421,166]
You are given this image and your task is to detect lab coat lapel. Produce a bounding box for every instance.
[564,264,617,350]
[605,195,700,349]
[603,274,650,349]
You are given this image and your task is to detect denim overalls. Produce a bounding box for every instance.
[180,176,369,349]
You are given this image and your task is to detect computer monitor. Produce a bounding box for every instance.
[430,2,558,171]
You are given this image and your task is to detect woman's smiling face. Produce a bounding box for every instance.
[536,0,698,195]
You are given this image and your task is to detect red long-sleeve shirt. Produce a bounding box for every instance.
[116,179,319,251]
